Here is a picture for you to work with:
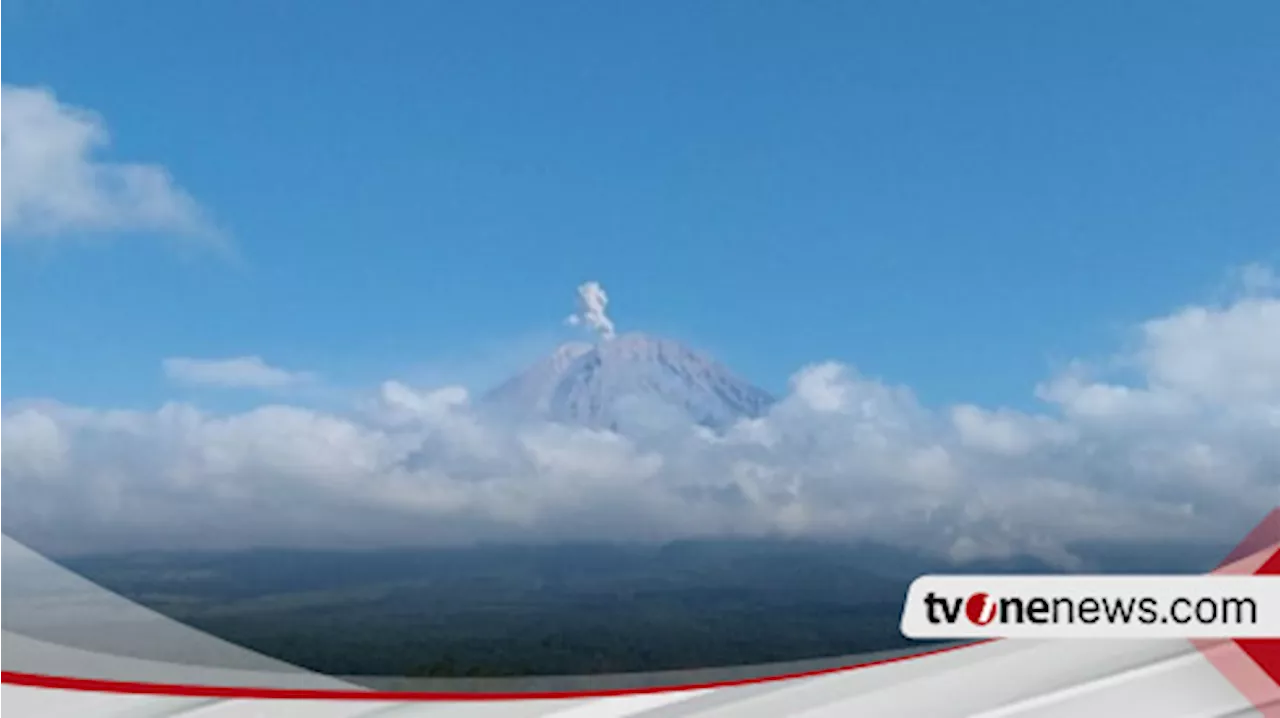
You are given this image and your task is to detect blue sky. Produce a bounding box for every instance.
[4,0,1278,410]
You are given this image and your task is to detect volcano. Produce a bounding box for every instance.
[484,332,774,430]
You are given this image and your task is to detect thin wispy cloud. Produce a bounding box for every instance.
[1,84,222,244]
[163,356,316,389]
[1235,262,1280,297]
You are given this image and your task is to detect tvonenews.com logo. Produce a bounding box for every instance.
[923,591,1256,627]
[899,576,1280,639]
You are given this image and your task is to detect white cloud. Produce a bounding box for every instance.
[950,405,1075,456]
[1,84,217,240]
[376,381,470,425]
[1232,262,1279,297]
[1139,298,1280,404]
[4,269,1279,563]
[0,408,71,480]
[162,356,315,389]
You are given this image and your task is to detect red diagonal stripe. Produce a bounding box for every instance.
[1199,509,1280,715]
[1218,509,1280,569]
[1235,546,1280,688]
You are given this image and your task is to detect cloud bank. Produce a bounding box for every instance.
[1,84,217,241]
[4,272,1278,564]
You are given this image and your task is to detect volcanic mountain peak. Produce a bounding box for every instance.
[485,332,774,430]
[484,341,591,417]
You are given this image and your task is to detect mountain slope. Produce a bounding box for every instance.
[485,342,592,420]
[484,332,774,430]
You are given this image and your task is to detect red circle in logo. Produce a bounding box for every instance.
[965,592,995,625]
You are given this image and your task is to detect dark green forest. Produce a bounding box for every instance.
[61,538,1226,677]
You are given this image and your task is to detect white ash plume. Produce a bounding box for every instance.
[565,281,616,340]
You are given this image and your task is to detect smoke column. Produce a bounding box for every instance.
[565,281,616,340]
